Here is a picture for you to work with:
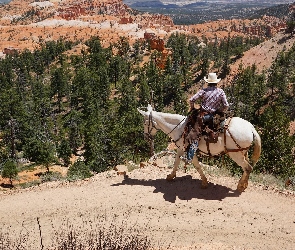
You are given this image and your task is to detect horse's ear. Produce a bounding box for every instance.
[137,108,147,116]
[147,104,153,112]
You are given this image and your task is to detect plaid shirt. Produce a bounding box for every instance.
[189,86,229,113]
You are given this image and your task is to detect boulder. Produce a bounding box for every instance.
[114,165,128,175]
[139,161,148,168]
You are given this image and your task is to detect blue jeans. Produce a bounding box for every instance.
[203,113,213,123]
[187,141,199,161]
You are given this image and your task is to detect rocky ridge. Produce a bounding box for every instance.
[0,0,291,56]
[0,0,176,53]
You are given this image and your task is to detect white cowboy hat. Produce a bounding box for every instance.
[204,73,221,83]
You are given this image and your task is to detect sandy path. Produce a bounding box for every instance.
[0,164,295,249]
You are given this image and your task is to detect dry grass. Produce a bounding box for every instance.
[0,217,152,250]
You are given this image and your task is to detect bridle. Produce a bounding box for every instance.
[144,111,186,144]
[144,112,160,141]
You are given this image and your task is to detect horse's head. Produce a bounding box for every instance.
[137,104,159,140]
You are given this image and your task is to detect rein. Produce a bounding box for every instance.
[145,112,160,141]
[146,112,186,144]
[167,117,186,143]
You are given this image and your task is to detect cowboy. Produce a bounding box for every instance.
[185,72,229,163]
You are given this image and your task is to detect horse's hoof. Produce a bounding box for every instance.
[166,174,176,181]
[237,182,248,192]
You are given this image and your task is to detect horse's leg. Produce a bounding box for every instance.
[192,155,208,188]
[229,151,253,192]
[184,163,188,173]
[166,150,182,181]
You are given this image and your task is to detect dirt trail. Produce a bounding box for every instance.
[0,163,295,249]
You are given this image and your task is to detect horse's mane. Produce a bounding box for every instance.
[154,111,186,125]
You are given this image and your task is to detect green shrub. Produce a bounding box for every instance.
[67,160,93,181]
[1,160,18,185]
[40,171,63,183]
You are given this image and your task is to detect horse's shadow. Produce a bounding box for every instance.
[112,175,241,203]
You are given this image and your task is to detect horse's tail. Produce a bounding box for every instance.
[251,126,261,166]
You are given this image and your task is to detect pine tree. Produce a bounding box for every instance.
[267,58,288,102]
[1,160,18,186]
[286,5,295,35]
[199,48,210,78]
[83,108,110,172]
[23,138,56,172]
[228,65,266,123]
[111,76,146,162]
[171,74,187,115]
[137,69,150,107]
[258,105,295,178]
[63,110,83,155]
[50,66,70,113]
[145,53,165,110]
[109,56,123,87]
[57,138,72,167]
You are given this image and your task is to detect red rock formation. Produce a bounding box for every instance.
[150,38,164,51]
[58,5,86,20]
[227,16,286,38]
[144,32,156,40]
[156,49,172,69]
[119,17,133,24]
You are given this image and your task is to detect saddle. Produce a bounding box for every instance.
[203,111,226,143]
[185,109,226,145]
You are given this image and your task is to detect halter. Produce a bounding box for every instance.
[145,111,186,144]
[144,112,160,141]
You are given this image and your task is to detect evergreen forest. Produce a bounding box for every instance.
[0,33,294,185]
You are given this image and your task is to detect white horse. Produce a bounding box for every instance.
[138,104,261,192]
